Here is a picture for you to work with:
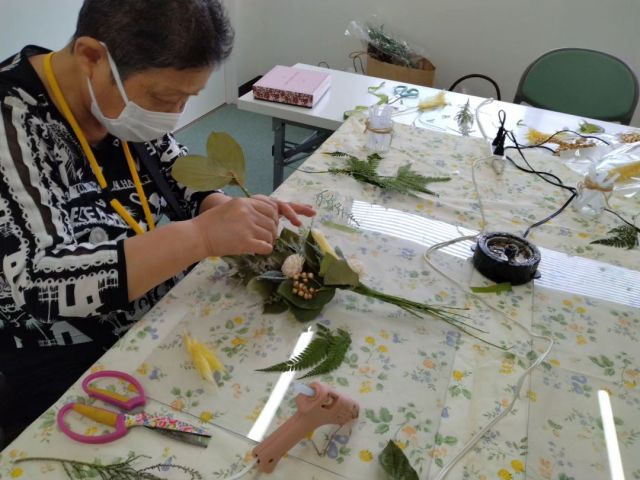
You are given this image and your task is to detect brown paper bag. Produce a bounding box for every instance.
[366,55,436,87]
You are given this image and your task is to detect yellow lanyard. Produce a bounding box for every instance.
[43,52,155,235]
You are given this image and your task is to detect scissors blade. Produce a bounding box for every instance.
[125,413,212,447]
[144,426,210,448]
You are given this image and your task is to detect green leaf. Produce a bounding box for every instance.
[171,131,246,191]
[257,326,331,373]
[263,301,289,314]
[277,280,336,310]
[287,302,324,322]
[372,92,390,105]
[206,131,246,187]
[470,283,513,294]
[579,120,605,134]
[320,255,360,287]
[248,278,277,300]
[343,105,369,119]
[171,154,229,191]
[378,440,419,480]
[368,82,386,93]
[300,329,352,378]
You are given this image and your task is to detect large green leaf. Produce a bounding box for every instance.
[286,302,324,323]
[277,280,336,310]
[319,255,360,287]
[248,278,278,300]
[171,131,246,191]
[263,301,289,315]
[171,154,230,191]
[379,441,419,480]
[206,131,246,187]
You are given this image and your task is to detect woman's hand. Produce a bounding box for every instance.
[193,197,280,257]
[199,193,316,227]
[250,194,316,227]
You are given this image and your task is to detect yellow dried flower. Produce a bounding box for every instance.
[311,229,338,258]
[526,128,568,146]
[183,332,226,384]
[606,161,640,183]
[418,91,447,111]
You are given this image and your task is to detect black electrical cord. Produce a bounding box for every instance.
[505,131,577,193]
[604,209,640,232]
[522,192,578,239]
[488,112,580,238]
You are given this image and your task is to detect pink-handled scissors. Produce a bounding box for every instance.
[57,370,211,447]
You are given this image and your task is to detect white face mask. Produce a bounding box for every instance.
[87,45,182,142]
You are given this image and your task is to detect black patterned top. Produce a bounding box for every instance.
[0,46,207,351]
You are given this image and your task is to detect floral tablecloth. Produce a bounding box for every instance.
[2,115,639,480]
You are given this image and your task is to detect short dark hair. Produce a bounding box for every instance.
[72,0,234,79]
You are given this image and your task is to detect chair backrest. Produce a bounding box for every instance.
[513,48,639,125]
[448,74,502,101]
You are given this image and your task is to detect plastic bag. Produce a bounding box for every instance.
[567,142,640,215]
[345,16,428,68]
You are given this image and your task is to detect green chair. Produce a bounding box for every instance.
[514,48,639,125]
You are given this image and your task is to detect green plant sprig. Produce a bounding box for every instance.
[454,100,474,136]
[15,454,203,480]
[301,152,450,197]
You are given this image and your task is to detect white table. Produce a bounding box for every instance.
[238,64,633,188]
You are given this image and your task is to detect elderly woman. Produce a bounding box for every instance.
[0,0,313,443]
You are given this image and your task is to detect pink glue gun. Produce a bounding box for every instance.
[252,382,360,473]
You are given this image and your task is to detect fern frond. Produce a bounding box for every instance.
[300,329,351,379]
[323,152,449,197]
[380,164,450,196]
[256,325,331,373]
[591,225,639,249]
[367,153,383,170]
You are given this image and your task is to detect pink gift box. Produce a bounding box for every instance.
[252,65,331,108]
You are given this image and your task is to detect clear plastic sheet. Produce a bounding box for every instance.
[565,141,640,214]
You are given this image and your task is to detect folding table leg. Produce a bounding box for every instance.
[272,118,286,190]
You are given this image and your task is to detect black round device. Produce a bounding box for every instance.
[472,232,541,285]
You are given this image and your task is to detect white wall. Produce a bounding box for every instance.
[232,0,640,126]
[0,0,83,55]
[0,0,226,128]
